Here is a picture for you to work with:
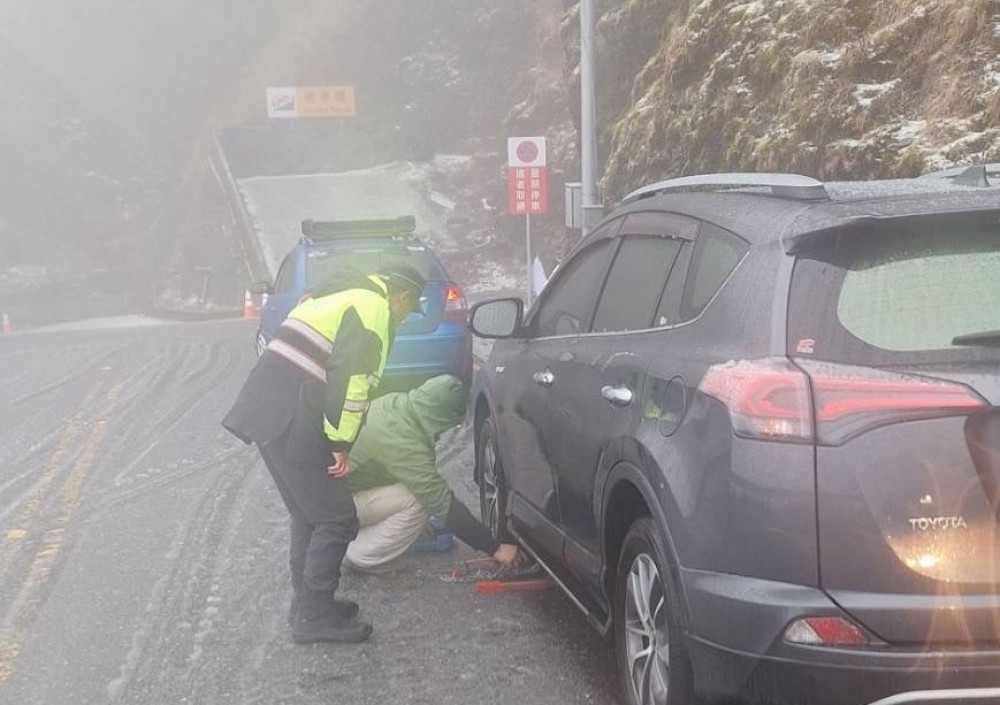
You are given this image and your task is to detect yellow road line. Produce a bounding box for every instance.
[0,382,104,571]
[0,382,122,685]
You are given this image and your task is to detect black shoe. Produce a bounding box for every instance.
[333,598,360,619]
[288,593,359,626]
[292,589,371,644]
[292,615,372,644]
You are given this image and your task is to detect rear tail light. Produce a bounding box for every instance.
[784,617,871,647]
[442,284,468,322]
[698,358,813,442]
[699,357,986,445]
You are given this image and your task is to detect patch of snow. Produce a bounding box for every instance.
[729,1,765,16]
[26,315,172,333]
[432,154,472,172]
[468,263,519,296]
[0,265,49,292]
[853,80,899,107]
[985,60,1000,88]
[428,191,457,211]
[895,120,927,142]
[818,47,846,64]
[732,76,751,94]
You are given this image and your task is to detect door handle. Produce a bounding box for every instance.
[601,385,633,406]
[533,370,555,387]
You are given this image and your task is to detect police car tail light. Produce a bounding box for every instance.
[442,285,468,322]
[784,617,870,647]
[700,358,984,445]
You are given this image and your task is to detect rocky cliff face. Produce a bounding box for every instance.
[569,0,1000,201]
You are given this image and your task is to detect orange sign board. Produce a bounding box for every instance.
[267,86,356,118]
[296,86,355,117]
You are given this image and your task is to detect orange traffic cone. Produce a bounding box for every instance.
[1,312,11,335]
[242,290,258,320]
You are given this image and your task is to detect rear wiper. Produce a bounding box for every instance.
[952,330,1000,347]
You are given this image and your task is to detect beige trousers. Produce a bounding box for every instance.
[345,483,428,569]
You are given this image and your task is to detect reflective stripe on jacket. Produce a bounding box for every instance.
[284,274,391,446]
[222,272,392,452]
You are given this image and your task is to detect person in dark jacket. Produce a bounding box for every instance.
[344,375,523,571]
[222,266,424,644]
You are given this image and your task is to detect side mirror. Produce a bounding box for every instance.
[468,298,524,338]
[250,281,273,295]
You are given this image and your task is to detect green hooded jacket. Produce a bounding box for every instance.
[347,375,466,518]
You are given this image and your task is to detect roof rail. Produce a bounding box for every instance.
[918,163,1000,187]
[620,173,829,204]
[301,215,417,242]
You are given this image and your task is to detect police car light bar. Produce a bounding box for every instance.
[301,215,417,240]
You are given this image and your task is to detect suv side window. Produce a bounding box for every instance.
[679,223,748,321]
[531,229,618,338]
[274,256,295,293]
[591,236,683,333]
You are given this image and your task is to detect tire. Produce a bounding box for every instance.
[614,517,696,705]
[476,416,510,542]
[255,329,267,357]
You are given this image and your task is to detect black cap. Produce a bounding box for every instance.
[379,265,425,299]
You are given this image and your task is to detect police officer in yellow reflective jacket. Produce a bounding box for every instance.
[223,265,424,644]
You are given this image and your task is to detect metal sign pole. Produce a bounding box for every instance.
[580,0,599,235]
[525,213,533,308]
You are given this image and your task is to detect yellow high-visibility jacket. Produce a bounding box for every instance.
[222,272,392,452]
[288,275,391,447]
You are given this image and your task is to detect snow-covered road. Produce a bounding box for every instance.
[0,320,621,704]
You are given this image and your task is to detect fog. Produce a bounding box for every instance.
[0,1,566,328]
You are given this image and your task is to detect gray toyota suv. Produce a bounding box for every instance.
[468,169,1000,705]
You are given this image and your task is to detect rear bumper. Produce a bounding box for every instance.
[383,329,473,390]
[689,636,1000,705]
[682,569,1000,705]
[869,689,1000,705]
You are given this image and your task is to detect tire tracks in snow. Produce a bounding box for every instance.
[105,446,274,703]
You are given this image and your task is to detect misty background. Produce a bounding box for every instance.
[2,0,998,327]
[0,0,571,327]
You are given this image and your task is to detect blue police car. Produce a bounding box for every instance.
[251,216,472,392]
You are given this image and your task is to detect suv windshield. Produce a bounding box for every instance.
[305,243,441,288]
[788,217,1000,365]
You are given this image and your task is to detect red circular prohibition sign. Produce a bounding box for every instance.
[516,140,539,164]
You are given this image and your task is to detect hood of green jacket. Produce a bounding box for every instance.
[406,374,466,439]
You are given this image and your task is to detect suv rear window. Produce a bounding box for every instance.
[788,218,1000,364]
[306,243,441,288]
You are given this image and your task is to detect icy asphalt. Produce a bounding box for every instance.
[0,319,622,704]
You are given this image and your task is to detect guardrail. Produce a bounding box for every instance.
[210,133,270,286]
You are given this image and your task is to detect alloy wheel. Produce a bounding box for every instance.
[623,553,670,705]
[479,432,500,537]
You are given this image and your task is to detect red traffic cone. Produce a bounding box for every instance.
[2,312,11,335]
[242,290,258,320]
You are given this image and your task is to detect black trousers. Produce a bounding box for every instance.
[258,426,359,594]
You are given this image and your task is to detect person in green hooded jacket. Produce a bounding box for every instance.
[344,374,522,571]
